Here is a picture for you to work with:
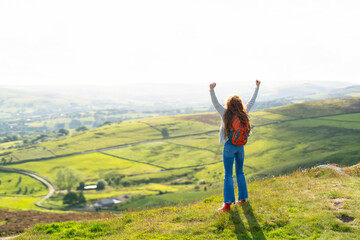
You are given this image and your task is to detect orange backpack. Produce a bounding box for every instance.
[228,116,251,146]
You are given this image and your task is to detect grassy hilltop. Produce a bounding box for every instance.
[0,97,359,213]
[17,165,360,239]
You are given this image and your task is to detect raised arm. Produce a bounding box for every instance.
[209,82,225,115]
[246,80,261,113]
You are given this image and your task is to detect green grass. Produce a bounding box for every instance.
[0,172,47,196]
[285,113,360,130]
[83,183,179,201]
[140,116,217,137]
[0,141,22,150]
[113,189,218,211]
[19,166,360,239]
[244,123,360,179]
[5,152,161,182]
[165,132,221,152]
[39,121,163,156]
[104,141,217,169]
[0,171,48,211]
[123,168,200,185]
[250,111,295,125]
[12,146,55,161]
[0,196,43,211]
[320,112,360,122]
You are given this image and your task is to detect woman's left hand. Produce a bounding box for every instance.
[256,80,261,87]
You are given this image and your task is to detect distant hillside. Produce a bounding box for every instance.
[252,85,360,111]
[0,88,92,118]
[266,97,360,118]
[0,87,209,137]
[18,164,360,239]
[302,85,360,100]
[259,82,355,101]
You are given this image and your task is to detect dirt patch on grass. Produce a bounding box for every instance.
[0,209,115,237]
[331,198,349,211]
[337,213,355,223]
[176,113,220,126]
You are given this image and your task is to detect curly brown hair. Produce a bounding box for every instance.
[223,95,250,137]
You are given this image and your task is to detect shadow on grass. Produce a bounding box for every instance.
[230,202,267,240]
[230,209,251,240]
[242,202,266,240]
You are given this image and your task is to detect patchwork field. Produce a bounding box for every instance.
[0,97,359,216]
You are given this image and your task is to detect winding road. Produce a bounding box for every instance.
[0,167,55,208]
[0,168,55,239]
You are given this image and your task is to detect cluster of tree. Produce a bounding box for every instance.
[15,186,34,194]
[30,134,49,144]
[1,156,13,165]
[0,134,20,143]
[58,128,70,136]
[105,175,125,187]
[54,168,87,206]
[63,191,86,206]
[55,167,82,192]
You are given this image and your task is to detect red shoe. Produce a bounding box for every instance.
[218,203,231,211]
[236,199,246,205]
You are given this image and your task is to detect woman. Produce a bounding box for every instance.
[209,80,260,211]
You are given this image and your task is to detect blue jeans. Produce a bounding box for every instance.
[223,140,248,203]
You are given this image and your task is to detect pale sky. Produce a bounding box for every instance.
[1,0,360,89]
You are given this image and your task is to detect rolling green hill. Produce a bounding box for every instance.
[1,97,359,213]
[17,164,360,239]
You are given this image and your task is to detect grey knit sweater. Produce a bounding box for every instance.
[210,87,259,143]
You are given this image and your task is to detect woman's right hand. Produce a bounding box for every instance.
[209,82,216,90]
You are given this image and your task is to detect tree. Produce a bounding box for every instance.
[77,191,86,204]
[96,179,107,190]
[161,128,169,138]
[63,192,78,205]
[114,175,125,185]
[58,128,70,136]
[76,126,88,132]
[16,176,22,187]
[63,191,86,206]
[103,121,112,126]
[121,180,131,187]
[55,168,82,191]
[198,179,206,185]
[77,182,85,190]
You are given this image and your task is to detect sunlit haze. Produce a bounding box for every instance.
[1,0,360,98]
